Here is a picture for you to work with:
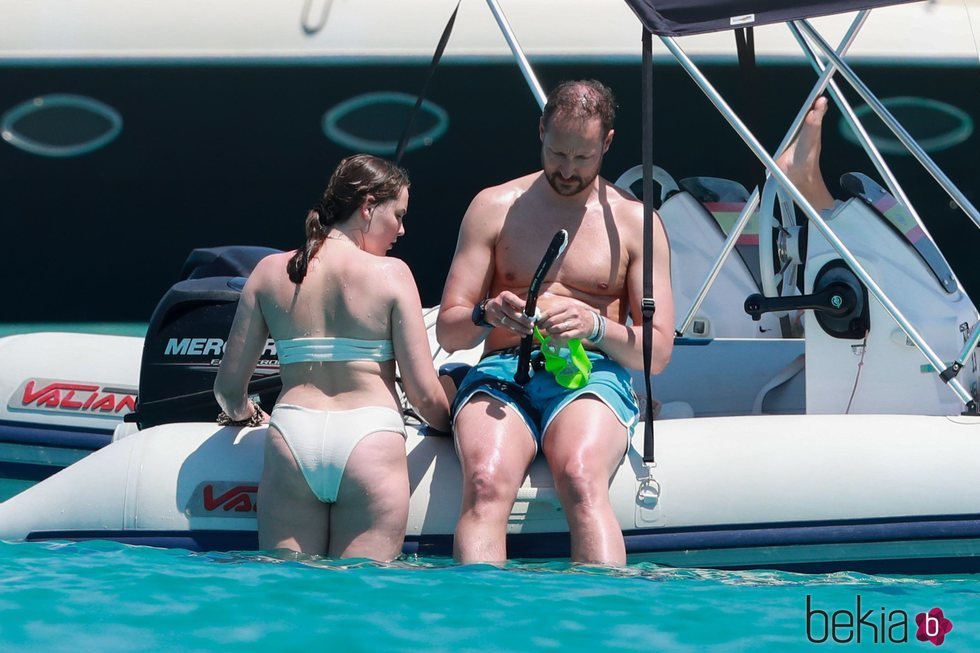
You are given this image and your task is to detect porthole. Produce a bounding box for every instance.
[839,96,973,155]
[1,94,123,157]
[322,92,449,155]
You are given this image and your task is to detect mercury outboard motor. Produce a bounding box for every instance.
[127,246,283,429]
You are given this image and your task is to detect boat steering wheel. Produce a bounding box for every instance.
[614,164,680,203]
[758,178,804,311]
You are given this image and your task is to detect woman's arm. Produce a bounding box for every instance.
[214,271,271,420]
[388,260,451,432]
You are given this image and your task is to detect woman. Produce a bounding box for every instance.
[214,154,451,560]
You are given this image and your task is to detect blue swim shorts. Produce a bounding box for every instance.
[451,348,639,453]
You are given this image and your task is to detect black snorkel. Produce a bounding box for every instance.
[514,229,569,385]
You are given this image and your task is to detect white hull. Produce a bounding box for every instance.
[3,412,980,572]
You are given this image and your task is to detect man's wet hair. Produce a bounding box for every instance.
[542,80,617,135]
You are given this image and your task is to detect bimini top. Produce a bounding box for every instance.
[624,0,923,36]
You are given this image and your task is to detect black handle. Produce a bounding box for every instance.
[744,282,857,321]
[515,230,569,384]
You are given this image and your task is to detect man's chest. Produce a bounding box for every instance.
[493,223,627,294]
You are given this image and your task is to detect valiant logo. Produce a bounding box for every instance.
[11,379,137,417]
[185,482,259,518]
[204,484,258,512]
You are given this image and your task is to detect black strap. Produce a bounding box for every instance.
[640,28,657,465]
[735,27,766,192]
[393,1,460,165]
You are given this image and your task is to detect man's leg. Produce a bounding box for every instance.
[777,96,836,212]
[542,397,628,566]
[454,395,537,564]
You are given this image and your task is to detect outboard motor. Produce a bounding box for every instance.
[128,246,283,429]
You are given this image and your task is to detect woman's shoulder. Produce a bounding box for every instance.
[362,256,415,289]
[241,252,291,289]
[252,251,292,274]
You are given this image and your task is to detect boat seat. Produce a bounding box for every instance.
[614,165,780,338]
[657,401,695,420]
[647,337,806,417]
[752,353,805,414]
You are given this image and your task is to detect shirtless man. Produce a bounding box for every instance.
[436,80,674,565]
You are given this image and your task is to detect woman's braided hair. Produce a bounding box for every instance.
[287,154,409,283]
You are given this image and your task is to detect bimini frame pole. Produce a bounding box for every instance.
[788,24,923,231]
[790,23,957,294]
[796,19,980,230]
[485,0,546,110]
[675,11,869,336]
[659,34,974,406]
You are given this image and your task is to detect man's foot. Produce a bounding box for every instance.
[776,96,836,211]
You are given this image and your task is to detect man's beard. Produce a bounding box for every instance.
[544,168,600,197]
[542,150,603,197]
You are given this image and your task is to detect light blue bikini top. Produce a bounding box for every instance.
[276,337,395,364]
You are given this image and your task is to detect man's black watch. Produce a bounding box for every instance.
[471,299,493,328]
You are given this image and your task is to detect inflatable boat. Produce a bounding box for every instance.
[3,0,980,573]
[0,332,141,498]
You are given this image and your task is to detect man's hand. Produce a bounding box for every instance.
[536,297,600,347]
[484,291,534,335]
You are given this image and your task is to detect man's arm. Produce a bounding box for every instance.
[600,206,675,372]
[436,188,532,352]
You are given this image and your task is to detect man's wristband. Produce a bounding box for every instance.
[471,300,493,328]
[587,312,606,344]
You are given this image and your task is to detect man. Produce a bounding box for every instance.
[436,80,674,565]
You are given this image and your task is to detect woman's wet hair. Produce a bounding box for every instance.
[287,154,409,283]
[542,79,617,135]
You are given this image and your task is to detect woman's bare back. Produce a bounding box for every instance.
[252,246,403,411]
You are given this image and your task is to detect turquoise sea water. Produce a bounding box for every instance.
[1,540,979,652]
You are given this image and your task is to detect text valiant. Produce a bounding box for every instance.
[11,378,137,416]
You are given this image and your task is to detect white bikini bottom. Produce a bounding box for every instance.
[269,404,407,503]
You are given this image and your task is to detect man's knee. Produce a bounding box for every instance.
[462,463,517,509]
[551,458,610,505]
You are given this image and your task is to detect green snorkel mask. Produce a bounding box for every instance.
[533,325,592,389]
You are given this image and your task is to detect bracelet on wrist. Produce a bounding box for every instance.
[587,312,606,344]
[217,399,263,427]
